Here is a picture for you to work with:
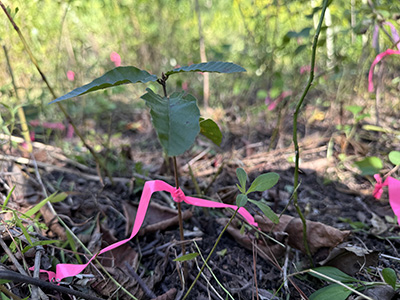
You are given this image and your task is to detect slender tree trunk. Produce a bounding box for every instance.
[195,0,209,108]
[351,0,356,43]
[325,7,334,69]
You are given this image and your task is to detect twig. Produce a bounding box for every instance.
[0,269,103,300]
[32,245,45,300]
[0,235,27,276]
[0,284,22,300]
[124,261,156,299]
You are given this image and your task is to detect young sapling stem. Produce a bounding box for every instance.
[157,75,188,280]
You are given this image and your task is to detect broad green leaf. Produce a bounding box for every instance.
[165,61,246,76]
[248,199,279,224]
[141,89,200,156]
[389,151,400,166]
[247,172,279,194]
[354,156,383,176]
[173,252,199,262]
[309,284,354,300]
[199,118,222,146]
[25,192,67,217]
[382,268,397,290]
[50,67,157,104]
[310,267,357,283]
[236,168,247,191]
[236,194,248,208]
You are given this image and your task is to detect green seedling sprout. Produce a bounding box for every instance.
[182,167,279,299]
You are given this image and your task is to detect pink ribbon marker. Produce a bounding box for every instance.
[373,174,400,225]
[368,49,400,92]
[33,180,257,282]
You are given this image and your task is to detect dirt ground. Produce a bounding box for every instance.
[1,105,400,300]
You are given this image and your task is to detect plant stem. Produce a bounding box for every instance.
[0,1,114,184]
[183,209,239,300]
[157,75,188,281]
[292,0,329,265]
[173,156,188,280]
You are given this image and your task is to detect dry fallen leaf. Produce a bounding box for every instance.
[218,214,350,261]
[319,243,379,276]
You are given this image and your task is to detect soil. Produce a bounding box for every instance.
[1,105,400,300]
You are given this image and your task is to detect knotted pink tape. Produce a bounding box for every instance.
[33,180,257,282]
[373,174,400,225]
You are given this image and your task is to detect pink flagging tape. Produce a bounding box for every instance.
[32,180,257,282]
[368,49,400,92]
[373,174,400,226]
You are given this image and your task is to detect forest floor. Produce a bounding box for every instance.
[1,102,400,300]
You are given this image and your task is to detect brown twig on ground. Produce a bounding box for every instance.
[0,269,103,300]
[124,261,156,299]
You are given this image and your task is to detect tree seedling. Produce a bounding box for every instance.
[50,61,245,281]
[182,167,279,299]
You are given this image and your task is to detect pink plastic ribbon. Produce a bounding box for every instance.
[33,180,257,282]
[373,174,400,225]
[368,23,400,92]
[368,49,400,92]
[110,51,121,67]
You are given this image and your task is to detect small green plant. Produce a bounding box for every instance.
[235,167,280,223]
[50,61,245,280]
[182,167,279,299]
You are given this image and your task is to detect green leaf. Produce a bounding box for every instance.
[382,268,397,290]
[173,252,199,262]
[247,172,279,194]
[248,199,279,224]
[309,284,354,300]
[345,105,363,116]
[0,279,11,284]
[354,156,383,176]
[50,67,157,104]
[25,193,67,217]
[389,151,400,166]
[236,168,248,191]
[295,44,307,55]
[236,194,248,208]
[13,211,33,245]
[165,61,246,76]
[310,267,357,283]
[285,27,312,39]
[2,185,15,209]
[141,89,200,156]
[199,118,222,146]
